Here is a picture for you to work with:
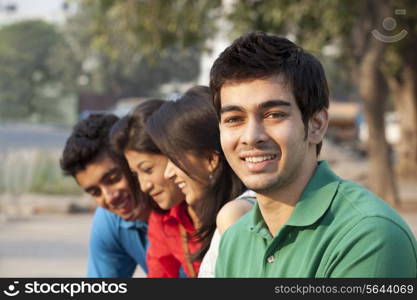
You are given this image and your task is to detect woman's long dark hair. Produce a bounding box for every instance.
[146,86,245,260]
[109,99,167,214]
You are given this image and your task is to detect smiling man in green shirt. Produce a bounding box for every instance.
[209,32,417,277]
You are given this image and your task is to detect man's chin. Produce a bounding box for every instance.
[243,177,282,194]
[119,209,139,221]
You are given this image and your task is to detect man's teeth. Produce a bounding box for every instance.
[178,182,186,189]
[245,155,275,163]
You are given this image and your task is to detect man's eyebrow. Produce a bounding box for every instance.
[259,99,291,110]
[220,105,245,114]
[84,186,96,193]
[220,100,291,115]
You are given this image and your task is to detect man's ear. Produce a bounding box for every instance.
[207,151,220,173]
[308,109,328,145]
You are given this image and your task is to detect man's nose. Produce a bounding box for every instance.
[103,188,119,205]
[241,118,267,146]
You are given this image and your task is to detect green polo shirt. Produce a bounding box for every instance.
[216,161,417,277]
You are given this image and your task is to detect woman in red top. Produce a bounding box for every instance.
[110,99,197,277]
[146,86,246,273]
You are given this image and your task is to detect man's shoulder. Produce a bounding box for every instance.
[332,179,414,239]
[93,206,120,223]
[91,207,124,235]
[336,180,400,217]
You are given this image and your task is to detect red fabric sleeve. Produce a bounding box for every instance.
[146,211,181,277]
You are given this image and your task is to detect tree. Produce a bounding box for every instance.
[353,0,399,205]
[59,2,204,100]
[78,0,222,58]
[0,20,65,120]
[383,0,417,181]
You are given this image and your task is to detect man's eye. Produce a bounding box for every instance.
[265,112,287,119]
[107,172,122,184]
[88,188,101,197]
[223,116,243,124]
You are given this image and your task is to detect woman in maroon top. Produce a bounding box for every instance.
[146,86,246,274]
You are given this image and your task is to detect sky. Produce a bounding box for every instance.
[0,0,75,25]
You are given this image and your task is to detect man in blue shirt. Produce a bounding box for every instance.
[60,114,151,277]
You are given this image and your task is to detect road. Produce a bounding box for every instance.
[0,122,70,150]
[0,213,146,278]
[0,214,90,277]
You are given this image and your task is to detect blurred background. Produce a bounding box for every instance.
[0,0,416,277]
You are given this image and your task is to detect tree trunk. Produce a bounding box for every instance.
[356,0,399,206]
[389,63,417,180]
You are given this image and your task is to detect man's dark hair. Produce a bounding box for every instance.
[209,31,329,155]
[60,114,119,177]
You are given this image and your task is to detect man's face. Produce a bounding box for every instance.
[219,76,311,194]
[75,153,140,221]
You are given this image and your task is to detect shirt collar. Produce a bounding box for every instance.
[248,160,340,231]
[162,201,195,234]
[285,160,340,227]
[120,217,148,230]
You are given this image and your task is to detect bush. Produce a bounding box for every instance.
[0,149,82,195]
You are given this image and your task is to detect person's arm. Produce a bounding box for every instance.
[326,217,417,277]
[146,211,181,278]
[198,229,221,278]
[216,198,254,234]
[199,197,254,277]
[87,207,137,277]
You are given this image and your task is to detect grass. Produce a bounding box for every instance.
[0,149,82,195]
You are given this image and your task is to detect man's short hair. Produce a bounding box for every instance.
[60,114,119,177]
[209,31,329,155]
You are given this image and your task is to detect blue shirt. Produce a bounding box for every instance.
[87,207,148,277]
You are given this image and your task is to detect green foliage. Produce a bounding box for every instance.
[0,150,82,195]
[0,20,79,123]
[226,0,417,87]
[79,0,222,58]
[227,0,358,53]
[30,151,82,195]
[0,3,208,124]
[225,0,384,100]
[55,2,203,99]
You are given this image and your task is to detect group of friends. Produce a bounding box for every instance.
[60,32,417,278]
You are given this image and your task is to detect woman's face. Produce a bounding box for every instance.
[124,150,184,210]
[164,153,218,206]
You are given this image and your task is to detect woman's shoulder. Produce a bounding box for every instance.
[216,191,256,234]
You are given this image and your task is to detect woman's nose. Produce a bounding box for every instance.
[164,160,176,180]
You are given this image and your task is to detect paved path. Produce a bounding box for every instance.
[0,211,415,278]
[0,213,146,278]
[0,214,90,277]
